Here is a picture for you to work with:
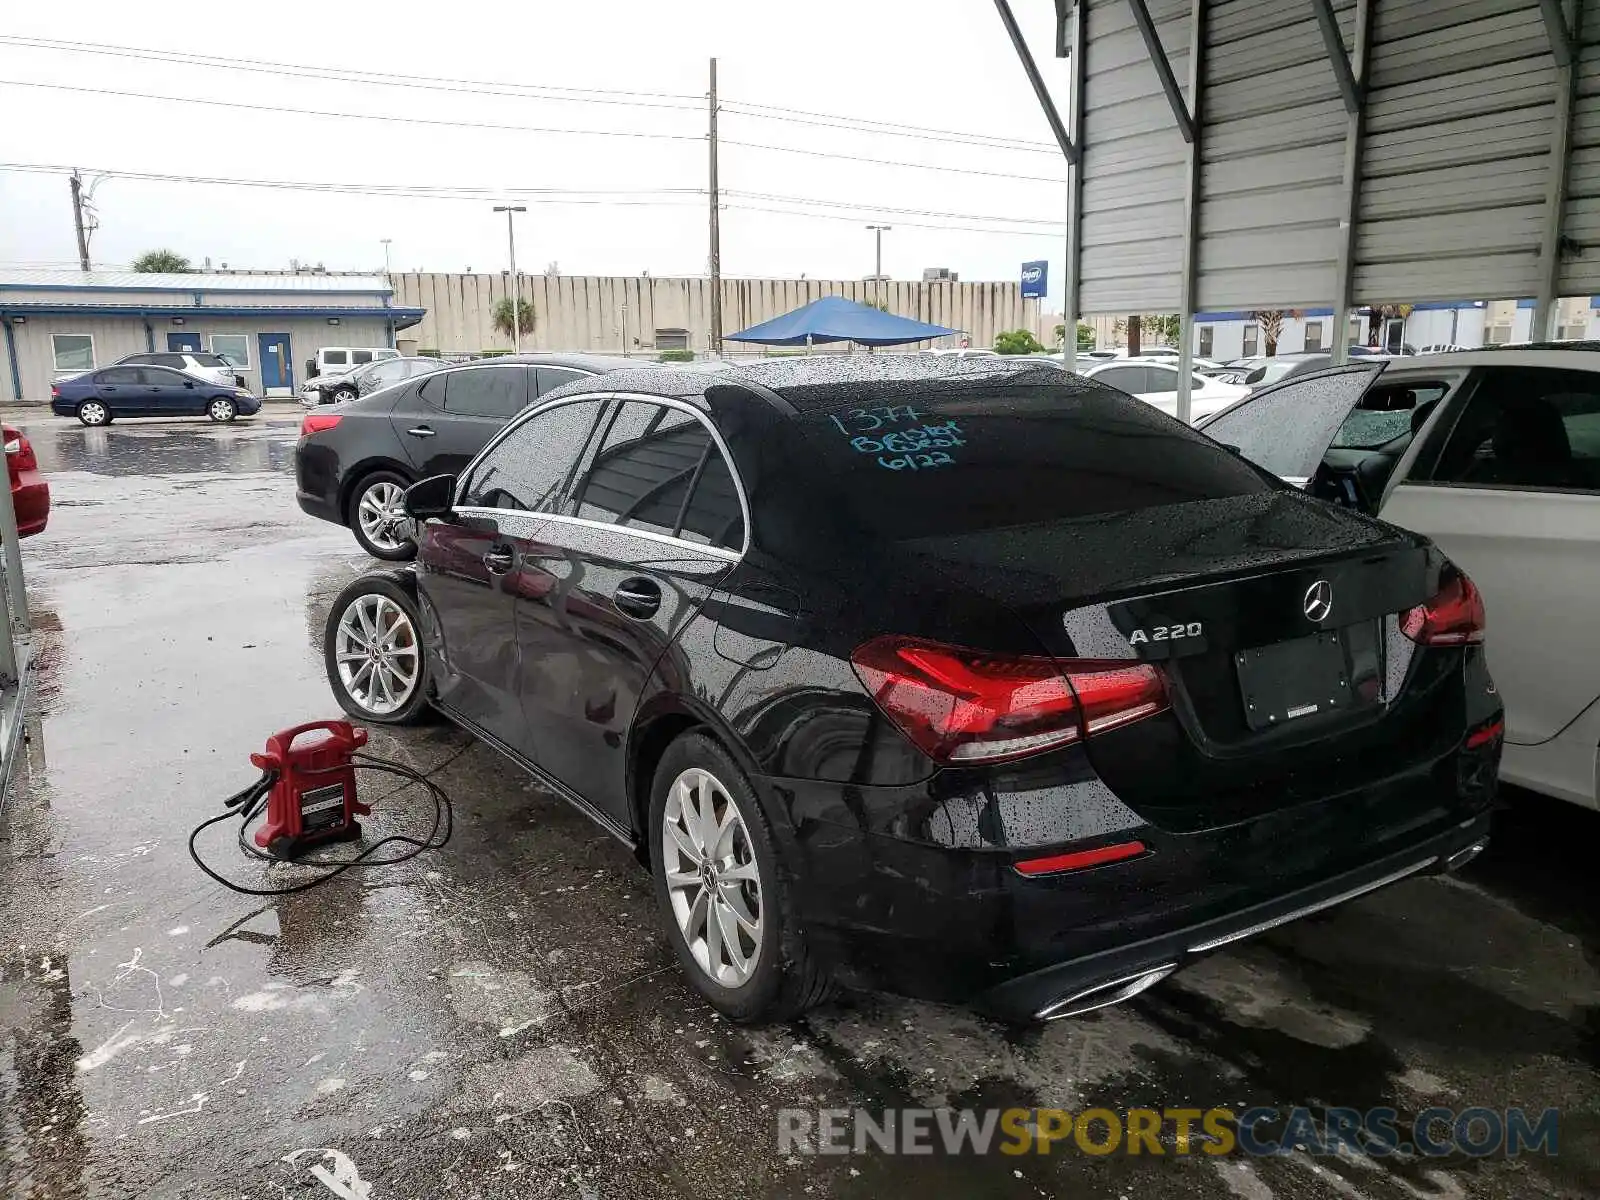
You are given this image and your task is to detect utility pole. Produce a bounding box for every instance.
[70,170,91,271]
[380,238,392,275]
[493,205,527,353]
[708,57,723,357]
[865,225,892,279]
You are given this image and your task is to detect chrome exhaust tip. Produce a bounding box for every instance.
[1035,964,1177,1022]
[1445,839,1488,872]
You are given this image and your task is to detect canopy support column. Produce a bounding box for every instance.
[1330,0,1373,367]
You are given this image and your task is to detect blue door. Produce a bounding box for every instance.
[167,332,203,352]
[259,334,292,392]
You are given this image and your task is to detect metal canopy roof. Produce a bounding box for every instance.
[997,0,1600,394]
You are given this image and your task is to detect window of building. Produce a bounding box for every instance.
[1557,323,1588,341]
[1486,324,1513,344]
[1198,326,1214,357]
[1242,324,1260,357]
[1304,320,1324,352]
[52,333,94,372]
[654,328,690,352]
[1348,317,1365,347]
[211,334,250,368]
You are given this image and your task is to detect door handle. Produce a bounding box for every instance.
[613,577,662,619]
[406,425,436,438]
[482,545,514,574]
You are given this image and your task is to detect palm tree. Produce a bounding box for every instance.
[492,297,535,340]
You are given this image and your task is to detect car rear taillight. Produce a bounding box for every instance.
[850,635,1167,764]
[2,428,36,470]
[1013,840,1148,877]
[1401,568,1486,647]
[301,412,342,437]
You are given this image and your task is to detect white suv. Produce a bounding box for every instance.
[116,351,243,389]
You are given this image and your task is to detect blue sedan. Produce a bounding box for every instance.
[51,365,261,425]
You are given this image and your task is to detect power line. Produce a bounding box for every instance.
[0,80,702,142]
[0,35,703,109]
[724,203,1055,239]
[1,163,1062,227]
[717,103,1058,155]
[724,189,1061,227]
[721,139,1064,184]
[0,35,1062,156]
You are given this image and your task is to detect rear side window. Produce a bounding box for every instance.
[445,366,528,419]
[190,353,228,368]
[572,401,744,549]
[790,381,1272,540]
[152,354,185,369]
[461,399,607,512]
[1430,367,1600,492]
[96,367,142,385]
[324,350,348,366]
[1090,365,1148,393]
[138,367,184,386]
[352,350,374,365]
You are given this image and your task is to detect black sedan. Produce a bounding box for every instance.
[321,356,1502,1023]
[295,353,635,557]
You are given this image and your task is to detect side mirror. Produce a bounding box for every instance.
[1220,443,1242,455]
[404,473,457,521]
[184,380,195,388]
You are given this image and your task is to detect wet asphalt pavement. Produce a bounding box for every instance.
[0,409,1595,1199]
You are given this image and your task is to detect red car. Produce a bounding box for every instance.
[5,425,49,537]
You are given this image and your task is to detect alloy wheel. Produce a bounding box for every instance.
[662,767,764,987]
[356,481,412,553]
[333,592,420,715]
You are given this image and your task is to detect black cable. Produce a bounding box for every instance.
[188,742,471,897]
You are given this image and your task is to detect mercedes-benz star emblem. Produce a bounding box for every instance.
[1303,579,1334,622]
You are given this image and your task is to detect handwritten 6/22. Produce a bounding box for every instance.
[827,406,965,471]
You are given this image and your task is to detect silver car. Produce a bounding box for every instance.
[1200,349,1600,810]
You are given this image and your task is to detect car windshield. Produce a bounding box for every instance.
[790,380,1273,540]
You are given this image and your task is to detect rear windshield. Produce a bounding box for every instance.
[190,353,228,368]
[791,382,1274,540]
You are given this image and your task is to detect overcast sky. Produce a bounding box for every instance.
[0,2,1072,302]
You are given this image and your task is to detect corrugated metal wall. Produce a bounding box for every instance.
[1079,0,1192,313]
[1072,0,1591,313]
[388,274,1036,356]
[1356,0,1558,300]
[1558,0,1600,294]
[1198,0,1355,308]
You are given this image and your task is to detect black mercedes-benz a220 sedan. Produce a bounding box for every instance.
[322,355,1502,1023]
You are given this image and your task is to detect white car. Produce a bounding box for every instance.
[1083,358,1249,422]
[115,351,240,388]
[1199,349,1600,810]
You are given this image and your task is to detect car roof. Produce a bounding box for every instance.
[485,352,642,373]
[533,351,1100,414]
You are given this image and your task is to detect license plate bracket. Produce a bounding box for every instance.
[1236,631,1357,731]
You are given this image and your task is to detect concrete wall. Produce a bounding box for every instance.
[2,314,391,400]
[389,273,1039,357]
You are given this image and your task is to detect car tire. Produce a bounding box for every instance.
[649,731,833,1023]
[323,574,432,725]
[208,398,237,423]
[333,385,358,403]
[77,401,110,427]
[347,470,418,561]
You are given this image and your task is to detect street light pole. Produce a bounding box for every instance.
[493,205,527,353]
[866,224,891,279]
[380,238,392,275]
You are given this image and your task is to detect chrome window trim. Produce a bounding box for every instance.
[455,390,753,558]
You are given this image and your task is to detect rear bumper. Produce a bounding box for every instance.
[12,475,49,537]
[976,814,1490,1022]
[295,441,344,525]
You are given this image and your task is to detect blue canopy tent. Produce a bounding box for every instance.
[726,295,957,350]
